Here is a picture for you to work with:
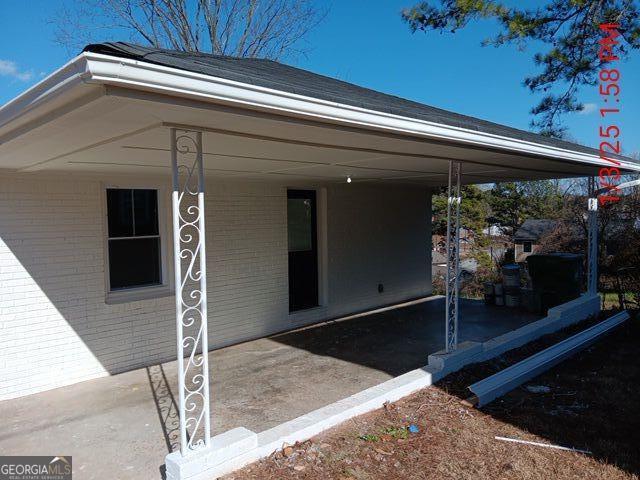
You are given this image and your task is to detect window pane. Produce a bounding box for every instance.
[133,189,159,236]
[287,198,312,252]
[107,189,133,237]
[109,238,161,289]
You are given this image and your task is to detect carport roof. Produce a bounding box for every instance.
[83,42,628,164]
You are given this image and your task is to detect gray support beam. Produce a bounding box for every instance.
[445,161,462,353]
[468,310,630,407]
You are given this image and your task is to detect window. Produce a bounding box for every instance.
[106,188,162,290]
[523,241,533,253]
[287,197,314,252]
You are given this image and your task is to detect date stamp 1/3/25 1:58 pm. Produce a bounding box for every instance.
[597,22,624,205]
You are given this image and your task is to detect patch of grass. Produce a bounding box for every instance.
[359,425,410,443]
[382,426,408,440]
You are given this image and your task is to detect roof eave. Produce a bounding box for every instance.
[0,54,95,133]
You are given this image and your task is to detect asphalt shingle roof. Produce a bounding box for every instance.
[83,42,635,164]
[514,219,560,242]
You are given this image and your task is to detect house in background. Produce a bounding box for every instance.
[432,249,447,271]
[514,219,559,263]
[432,227,474,256]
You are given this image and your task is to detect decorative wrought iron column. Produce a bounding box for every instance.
[171,128,211,456]
[445,161,462,353]
[587,176,598,295]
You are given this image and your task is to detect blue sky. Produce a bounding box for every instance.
[1,0,638,156]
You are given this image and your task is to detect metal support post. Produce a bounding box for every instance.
[587,177,598,295]
[445,161,462,353]
[171,128,211,455]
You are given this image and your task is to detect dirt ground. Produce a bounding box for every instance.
[225,310,639,480]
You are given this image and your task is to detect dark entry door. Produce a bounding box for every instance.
[287,190,319,312]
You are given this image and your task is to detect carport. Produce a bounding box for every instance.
[0,42,638,480]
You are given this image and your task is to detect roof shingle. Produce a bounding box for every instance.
[514,219,560,242]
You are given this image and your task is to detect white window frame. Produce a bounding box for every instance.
[523,241,533,253]
[102,181,172,304]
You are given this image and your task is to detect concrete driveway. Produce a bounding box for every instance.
[0,296,539,479]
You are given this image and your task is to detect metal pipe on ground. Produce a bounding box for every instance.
[463,310,631,408]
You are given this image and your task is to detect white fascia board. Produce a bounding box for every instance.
[0,55,93,132]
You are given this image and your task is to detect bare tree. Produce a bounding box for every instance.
[52,0,327,60]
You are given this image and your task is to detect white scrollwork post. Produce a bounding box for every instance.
[171,128,211,456]
[587,176,598,295]
[445,160,462,353]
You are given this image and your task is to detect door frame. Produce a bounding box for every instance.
[286,187,328,316]
[287,189,318,312]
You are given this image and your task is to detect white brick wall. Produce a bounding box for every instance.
[326,184,431,316]
[0,173,431,400]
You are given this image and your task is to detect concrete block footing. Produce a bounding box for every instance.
[165,427,257,480]
[427,293,601,373]
[428,341,483,376]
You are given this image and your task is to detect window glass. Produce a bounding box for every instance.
[109,238,161,289]
[106,188,161,291]
[107,189,133,237]
[523,242,532,253]
[287,198,312,252]
[133,189,159,236]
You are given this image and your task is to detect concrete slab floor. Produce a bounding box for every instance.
[0,297,539,480]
